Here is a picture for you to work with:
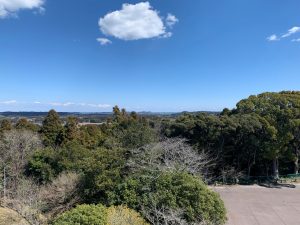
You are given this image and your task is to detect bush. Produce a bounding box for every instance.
[108,172,227,225]
[52,204,148,225]
[107,205,149,225]
[52,204,107,225]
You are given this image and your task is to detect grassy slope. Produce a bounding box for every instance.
[0,207,29,225]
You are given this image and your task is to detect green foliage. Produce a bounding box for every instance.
[108,172,227,224]
[27,148,59,183]
[41,110,64,147]
[52,204,107,225]
[82,148,125,203]
[0,119,12,134]
[107,205,149,225]
[52,204,149,225]
[79,125,104,149]
[15,118,39,132]
[64,117,80,143]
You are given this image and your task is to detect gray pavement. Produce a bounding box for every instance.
[213,185,300,225]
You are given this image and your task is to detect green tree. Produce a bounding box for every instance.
[52,204,107,225]
[83,148,125,203]
[41,110,64,146]
[288,119,300,174]
[0,119,12,133]
[107,206,149,225]
[64,116,80,143]
[235,91,300,178]
[108,172,226,225]
[15,118,39,132]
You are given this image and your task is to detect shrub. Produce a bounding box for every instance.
[108,172,227,225]
[52,204,107,225]
[52,204,149,225]
[107,205,149,225]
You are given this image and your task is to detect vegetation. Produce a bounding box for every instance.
[163,91,300,179]
[1,91,300,224]
[52,204,149,225]
[108,172,226,225]
[107,206,149,225]
[52,204,107,225]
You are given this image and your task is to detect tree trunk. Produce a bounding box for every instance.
[294,157,299,175]
[3,166,6,206]
[273,158,279,179]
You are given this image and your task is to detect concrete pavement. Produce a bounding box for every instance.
[213,185,300,225]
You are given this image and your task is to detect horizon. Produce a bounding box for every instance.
[1,0,300,112]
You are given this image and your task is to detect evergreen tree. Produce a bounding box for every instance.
[41,110,64,146]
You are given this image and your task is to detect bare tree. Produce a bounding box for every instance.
[141,203,210,225]
[38,172,82,218]
[5,177,46,225]
[127,138,213,179]
[0,130,41,203]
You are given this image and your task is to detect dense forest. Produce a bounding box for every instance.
[0,91,300,225]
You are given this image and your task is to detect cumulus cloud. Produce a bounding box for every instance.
[0,0,45,18]
[98,2,177,41]
[97,38,112,45]
[267,34,279,41]
[281,26,300,38]
[166,13,178,28]
[267,26,300,42]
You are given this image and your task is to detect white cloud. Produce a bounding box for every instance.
[267,34,279,41]
[281,26,300,38]
[98,2,177,41]
[268,26,300,42]
[48,102,111,109]
[0,100,112,111]
[166,13,178,28]
[0,0,44,18]
[292,38,300,42]
[97,38,112,45]
[0,100,17,104]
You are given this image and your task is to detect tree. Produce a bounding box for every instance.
[0,130,41,204]
[108,172,226,225]
[0,119,12,134]
[235,91,300,178]
[127,138,212,179]
[64,116,80,143]
[107,206,149,225]
[288,119,300,174]
[15,118,39,132]
[52,204,107,225]
[41,110,64,147]
[82,148,125,203]
[39,172,82,218]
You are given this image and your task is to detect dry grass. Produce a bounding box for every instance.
[0,207,30,225]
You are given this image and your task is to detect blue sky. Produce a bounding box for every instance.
[0,0,300,112]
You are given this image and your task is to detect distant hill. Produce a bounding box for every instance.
[0,111,220,124]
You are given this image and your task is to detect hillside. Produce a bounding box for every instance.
[0,208,30,225]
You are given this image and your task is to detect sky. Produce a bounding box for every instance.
[0,0,300,112]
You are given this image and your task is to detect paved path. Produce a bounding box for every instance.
[213,185,300,225]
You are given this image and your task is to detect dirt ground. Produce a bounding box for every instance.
[213,185,300,225]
